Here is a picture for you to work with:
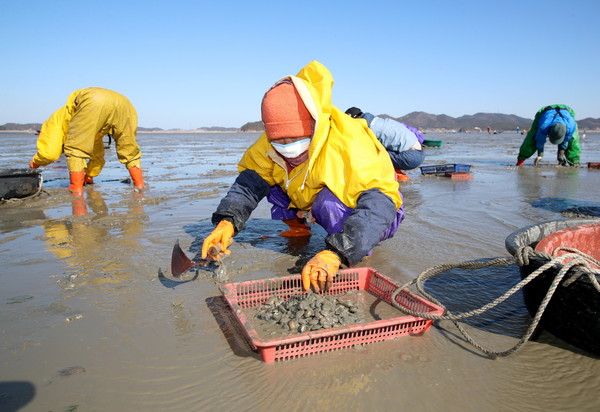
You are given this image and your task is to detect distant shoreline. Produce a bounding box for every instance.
[3,111,599,134]
[137,130,262,134]
[1,129,598,134]
[0,130,264,134]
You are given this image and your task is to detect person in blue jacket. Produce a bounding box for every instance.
[346,107,425,179]
[516,105,580,166]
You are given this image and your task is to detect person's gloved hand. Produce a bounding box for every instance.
[345,107,363,118]
[202,220,234,261]
[29,160,39,169]
[534,154,543,166]
[516,159,525,167]
[301,250,341,293]
[557,149,567,166]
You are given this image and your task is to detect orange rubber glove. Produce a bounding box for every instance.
[202,220,234,261]
[516,159,524,167]
[29,160,39,169]
[301,250,341,293]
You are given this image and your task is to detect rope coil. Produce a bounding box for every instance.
[391,246,600,358]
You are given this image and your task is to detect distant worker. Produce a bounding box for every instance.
[345,107,425,181]
[29,87,145,195]
[516,104,580,167]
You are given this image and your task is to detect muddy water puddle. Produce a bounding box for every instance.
[2,132,600,411]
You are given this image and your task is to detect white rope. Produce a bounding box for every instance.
[391,246,600,358]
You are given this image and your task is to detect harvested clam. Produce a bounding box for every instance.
[254,293,364,334]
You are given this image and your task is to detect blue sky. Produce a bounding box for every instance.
[1,0,598,129]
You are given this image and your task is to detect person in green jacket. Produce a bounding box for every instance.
[516,104,580,166]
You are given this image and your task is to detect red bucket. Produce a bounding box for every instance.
[535,223,600,269]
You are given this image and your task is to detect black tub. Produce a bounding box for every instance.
[0,168,43,200]
[505,219,600,355]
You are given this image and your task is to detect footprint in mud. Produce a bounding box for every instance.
[5,295,35,304]
[396,352,431,363]
[46,366,87,386]
[397,352,413,362]
[57,366,86,377]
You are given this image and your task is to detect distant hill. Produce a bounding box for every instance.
[193,126,239,132]
[0,123,42,131]
[240,121,264,132]
[0,124,239,132]
[386,111,534,132]
[2,112,599,132]
[138,126,239,132]
[240,113,600,132]
[579,117,600,130]
[389,112,600,132]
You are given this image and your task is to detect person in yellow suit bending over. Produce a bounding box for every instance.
[29,87,145,195]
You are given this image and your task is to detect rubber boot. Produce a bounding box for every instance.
[279,217,311,237]
[67,171,85,196]
[394,169,411,182]
[128,166,145,190]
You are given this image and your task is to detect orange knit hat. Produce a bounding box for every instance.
[261,81,313,140]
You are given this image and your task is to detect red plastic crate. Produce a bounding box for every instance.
[588,162,600,169]
[444,172,474,180]
[219,268,444,363]
[420,163,471,175]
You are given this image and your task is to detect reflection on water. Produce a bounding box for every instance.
[42,189,149,288]
[423,262,530,338]
[531,197,600,216]
[1,131,600,411]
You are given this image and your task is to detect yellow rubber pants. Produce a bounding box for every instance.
[63,88,141,175]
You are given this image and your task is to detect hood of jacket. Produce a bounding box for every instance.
[238,61,402,211]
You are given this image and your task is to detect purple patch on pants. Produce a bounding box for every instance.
[267,185,298,220]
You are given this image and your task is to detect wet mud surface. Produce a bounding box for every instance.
[1,131,600,411]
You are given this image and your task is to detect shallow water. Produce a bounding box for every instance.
[1,131,599,411]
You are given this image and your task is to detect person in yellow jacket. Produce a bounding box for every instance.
[201,61,405,292]
[29,87,145,195]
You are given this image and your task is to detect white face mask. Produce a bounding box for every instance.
[271,138,311,159]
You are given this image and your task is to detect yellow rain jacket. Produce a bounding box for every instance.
[33,87,141,176]
[238,61,402,212]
